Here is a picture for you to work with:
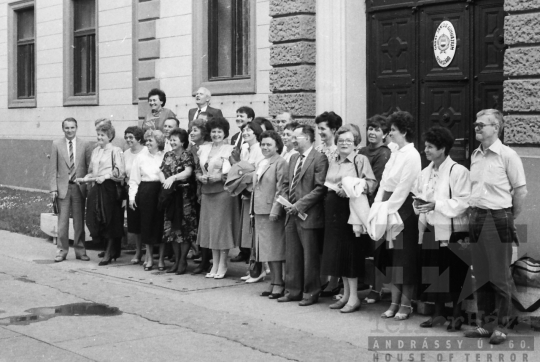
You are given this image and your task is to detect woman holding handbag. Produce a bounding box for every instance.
[79,120,125,266]
[195,117,240,279]
[413,127,471,332]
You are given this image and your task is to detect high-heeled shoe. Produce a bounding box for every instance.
[245,271,266,283]
[340,301,361,313]
[131,257,141,265]
[268,284,285,299]
[329,299,348,310]
[261,284,274,297]
[240,272,251,281]
[214,268,227,279]
[394,304,413,321]
[144,264,153,271]
[381,303,399,318]
[175,263,187,275]
[205,272,216,278]
[158,263,166,272]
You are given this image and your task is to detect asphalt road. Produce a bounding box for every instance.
[0,230,538,362]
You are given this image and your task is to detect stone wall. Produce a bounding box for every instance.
[503,0,540,144]
[268,0,316,124]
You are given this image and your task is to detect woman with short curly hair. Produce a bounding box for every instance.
[139,88,176,132]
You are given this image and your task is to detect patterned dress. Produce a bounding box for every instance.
[160,150,198,244]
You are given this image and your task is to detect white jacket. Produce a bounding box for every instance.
[413,157,470,242]
[367,201,403,249]
[341,177,370,236]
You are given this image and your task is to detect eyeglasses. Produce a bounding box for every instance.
[473,122,497,129]
[337,139,354,145]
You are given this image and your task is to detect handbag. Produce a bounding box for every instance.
[52,194,59,215]
[511,257,540,312]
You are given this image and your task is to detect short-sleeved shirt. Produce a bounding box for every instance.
[470,139,526,210]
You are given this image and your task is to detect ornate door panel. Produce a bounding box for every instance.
[474,0,505,113]
[369,9,417,119]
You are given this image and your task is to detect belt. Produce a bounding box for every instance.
[470,207,512,213]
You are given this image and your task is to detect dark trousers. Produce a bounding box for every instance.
[57,183,86,257]
[470,207,514,330]
[284,216,321,300]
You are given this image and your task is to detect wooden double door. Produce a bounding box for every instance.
[367,0,506,165]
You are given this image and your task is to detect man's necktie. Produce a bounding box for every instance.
[289,154,305,205]
[194,108,201,121]
[69,140,76,182]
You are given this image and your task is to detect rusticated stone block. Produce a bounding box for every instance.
[504,115,540,144]
[505,47,540,76]
[270,65,316,92]
[270,42,316,66]
[505,0,540,12]
[505,14,540,45]
[139,0,160,21]
[138,40,160,60]
[270,0,316,17]
[269,15,316,43]
[139,21,156,41]
[504,80,540,112]
[269,93,316,117]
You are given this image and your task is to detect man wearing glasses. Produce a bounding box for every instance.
[465,109,527,344]
[278,125,329,306]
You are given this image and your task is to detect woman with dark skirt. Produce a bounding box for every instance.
[79,120,125,266]
[321,125,377,313]
[159,128,198,275]
[123,126,147,264]
[357,115,392,304]
[129,130,166,271]
[374,111,422,321]
[414,127,471,331]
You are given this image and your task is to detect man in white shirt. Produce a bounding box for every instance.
[188,87,223,129]
[49,118,92,262]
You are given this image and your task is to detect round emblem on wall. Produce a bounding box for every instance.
[433,21,457,68]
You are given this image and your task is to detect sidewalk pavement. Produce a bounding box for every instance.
[0,230,538,362]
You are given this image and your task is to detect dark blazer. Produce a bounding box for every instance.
[188,106,223,127]
[49,137,92,199]
[282,148,328,229]
[251,154,288,217]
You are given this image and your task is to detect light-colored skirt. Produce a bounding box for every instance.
[197,190,240,250]
[253,214,285,262]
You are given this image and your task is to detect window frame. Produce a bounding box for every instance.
[192,0,256,96]
[63,0,99,106]
[8,0,37,109]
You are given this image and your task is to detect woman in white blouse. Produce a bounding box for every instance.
[123,126,147,264]
[195,117,240,279]
[374,111,422,321]
[414,127,471,332]
[79,120,125,266]
[129,130,166,271]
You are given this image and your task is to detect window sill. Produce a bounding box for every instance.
[63,94,99,107]
[8,98,36,108]
[195,77,256,96]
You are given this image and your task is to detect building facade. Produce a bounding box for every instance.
[0,0,539,256]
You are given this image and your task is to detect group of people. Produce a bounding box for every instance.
[49,87,527,345]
